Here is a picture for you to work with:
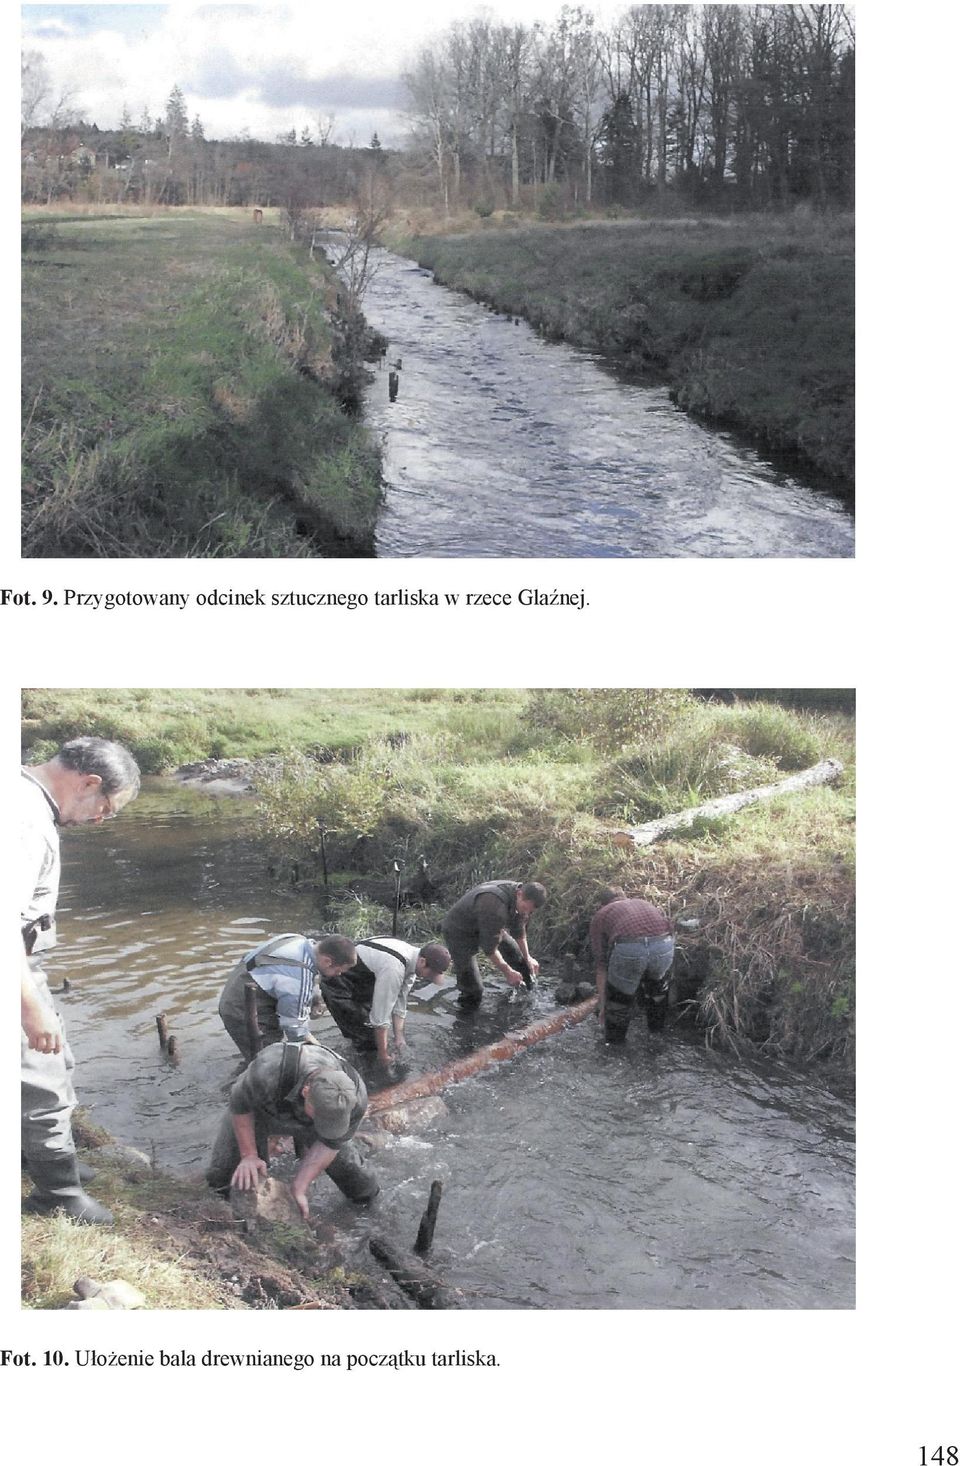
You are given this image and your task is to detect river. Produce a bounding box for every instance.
[44,781,855,1310]
[354,247,855,559]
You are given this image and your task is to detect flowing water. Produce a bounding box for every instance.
[44,782,855,1310]
[355,247,855,559]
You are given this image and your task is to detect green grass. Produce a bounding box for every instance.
[20,1121,354,1311]
[21,689,855,1065]
[394,213,854,490]
[21,687,532,772]
[22,209,382,557]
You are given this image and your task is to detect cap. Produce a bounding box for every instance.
[305,1067,356,1141]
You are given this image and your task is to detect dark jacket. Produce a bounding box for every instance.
[227,1043,367,1150]
[442,880,525,955]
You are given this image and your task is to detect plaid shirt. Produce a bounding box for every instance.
[589,898,672,965]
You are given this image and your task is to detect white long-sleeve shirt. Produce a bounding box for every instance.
[355,938,419,1028]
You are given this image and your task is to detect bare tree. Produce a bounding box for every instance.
[21,50,77,136]
[403,46,453,212]
[332,182,392,311]
[316,113,337,146]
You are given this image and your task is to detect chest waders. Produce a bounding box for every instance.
[20,827,113,1225]
[219,934,315,1060]
[320,941,408,1050]
[204,1041,380,1205]
[443,883,529,1007]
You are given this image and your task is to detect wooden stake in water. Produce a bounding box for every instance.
[414,1180,443,1256]
[392,861,402,936]
[244,981,264,1056]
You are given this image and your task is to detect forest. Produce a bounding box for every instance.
[22,5,854,216]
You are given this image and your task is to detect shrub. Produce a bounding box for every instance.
[536,184,566,221]
[528,689,695,754]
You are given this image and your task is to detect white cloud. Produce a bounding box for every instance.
[22,1,578,139]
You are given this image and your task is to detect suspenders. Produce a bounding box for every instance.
[358,939,409,972]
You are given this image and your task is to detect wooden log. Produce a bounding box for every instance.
[414,1180,443,1256]
[166,1035,180,1065]
[388,371,399,402]
[367,995,598,1114]
[155,1012,169,1050]
[369,1236,454,1309]
[556,952,579,1004]
[609,758,844,849]
[243,981,263,1057]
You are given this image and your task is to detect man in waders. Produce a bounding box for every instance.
[441,880,546,1009]
[21,737,141,1224]
[590,886,674,1042]
[205,1040,379,1217]
[218,932,358,1061]
[320,937,451,1080]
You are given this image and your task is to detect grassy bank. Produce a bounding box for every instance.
[21,1117,366,1310]
[251,691,855,1067]
[22,207,382,557]
[21,687,529,773]
[392,214,854,492]
[22,688,854,1067]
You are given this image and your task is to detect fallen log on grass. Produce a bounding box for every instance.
[609,758,844,849]
[366,996,598,1115]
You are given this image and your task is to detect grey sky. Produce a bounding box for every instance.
[21,2,573,147]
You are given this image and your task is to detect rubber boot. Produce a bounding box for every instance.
[22,1148,114,1225]
[646,990,668,1033]
[22,1151,95,1183]
[604,1007,630,1044]
[326,1140,380,1204]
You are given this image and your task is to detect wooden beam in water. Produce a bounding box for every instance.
[367,995,598,1115]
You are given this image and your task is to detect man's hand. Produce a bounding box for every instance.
[290,1183,311,1221]
[23,1009,62,1054]
[527,957,540,978]
[231,1155,267,1191]
[504,968,524,987]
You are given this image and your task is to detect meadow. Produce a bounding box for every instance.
[21,208,381,557]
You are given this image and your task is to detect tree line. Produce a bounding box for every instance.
[20,67,377,209]
[403,3,854,212]
[22,5,853,216]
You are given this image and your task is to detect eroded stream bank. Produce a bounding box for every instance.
[44,782,854,1309]
[352,245,854,558]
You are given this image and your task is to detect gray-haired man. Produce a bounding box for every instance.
[21,737,141,1225]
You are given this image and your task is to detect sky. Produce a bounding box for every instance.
[21,1,575,148]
